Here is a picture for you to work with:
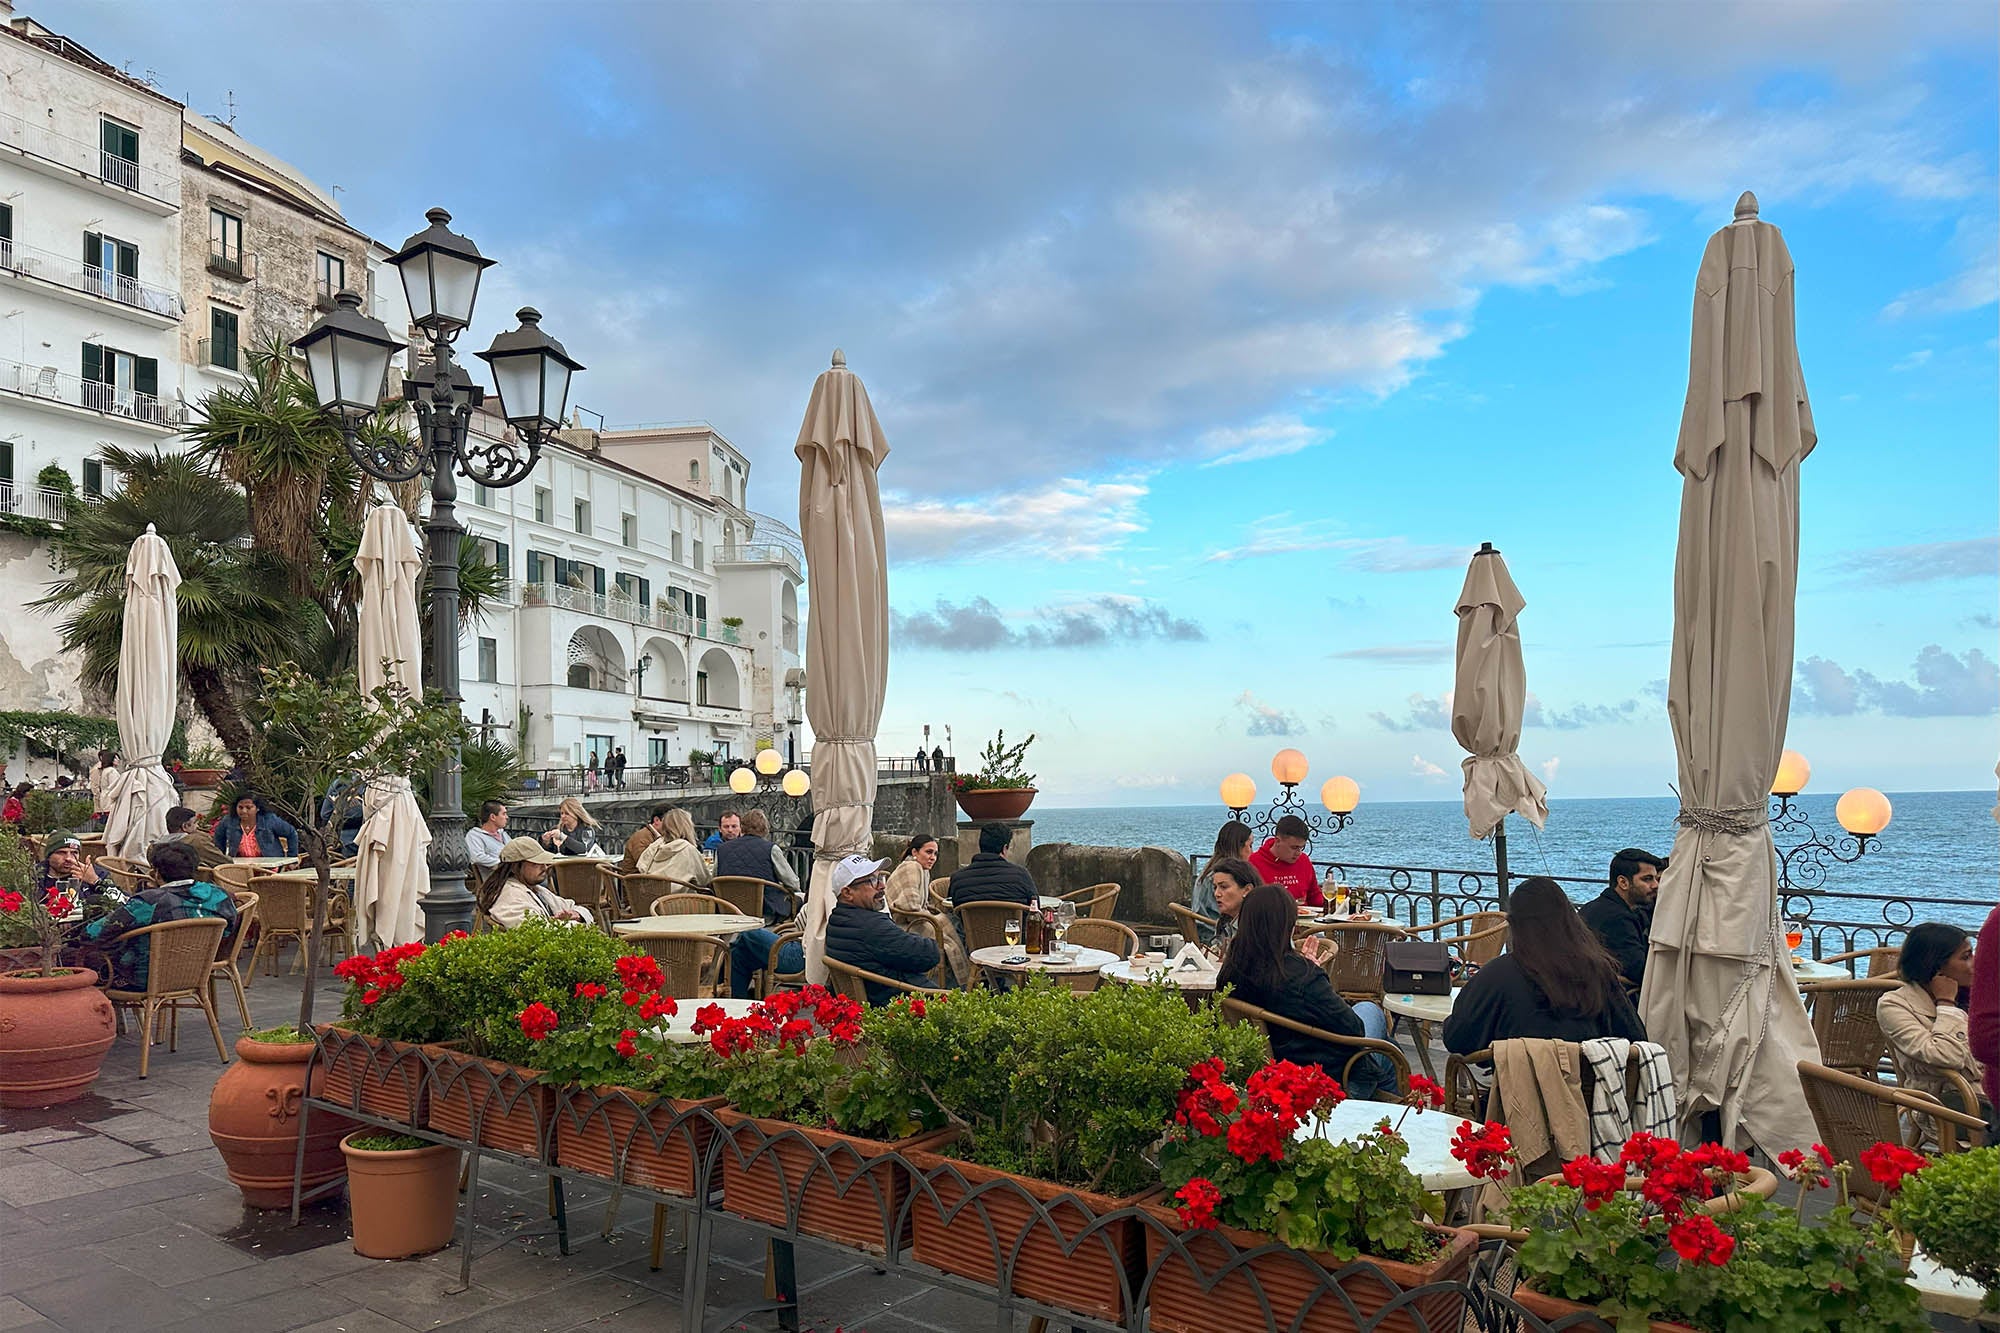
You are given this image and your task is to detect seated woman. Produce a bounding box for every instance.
[538,796,605,857]
[1443,876,1643,1057]
[885,834,969,986]
[1191,820,1253,944]
[481,837,592,929]
[210,791,299,859]
[1878,922,1990,1137]
[1218,884,1396,1100]
[635,808,711,886]
[1203,855,1260,957]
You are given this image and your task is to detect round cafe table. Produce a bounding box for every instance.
[647,995,762,1044]
[970,945,1118,988]
[229,856,300,870]
[258,864,360,885]
[1790,957,1847,985]
[1099,956,1219,993]
[1383,987,1463,1082]
[1297,1099,1479,1192]
[614,914,763,941]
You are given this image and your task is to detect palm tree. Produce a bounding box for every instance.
[36,447,314,763]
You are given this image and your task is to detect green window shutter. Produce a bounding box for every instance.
[0,441,14,483]
[525,550,543,584]
[495,542,509,577]
[81,342,103,383]
[134,358,158,398]
[82,459,103,496]
[84,231,101,266]
[593,566,606,597]
[0,203,12,241]
[116,242,137,279]
[638,578,650,606]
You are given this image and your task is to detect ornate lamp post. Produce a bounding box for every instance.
[1768,748,1893,903]
[1218,749,1361,840]
[293,208,583,941]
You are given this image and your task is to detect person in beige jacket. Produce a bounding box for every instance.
[1877,922,1987,1131]
[884,834,968,986]
[481,837,592,930]
[635,808,711,887]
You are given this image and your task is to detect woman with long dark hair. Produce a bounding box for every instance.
[1877,922,1988,1135]
[1202,855,1264,954]
[1191,821,1254,942]
[1219,884,1396,1098]
[885,833,968,985]
[1443,877,1643,1055]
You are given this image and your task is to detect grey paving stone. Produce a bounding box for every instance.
[11,1270,206,1333]
[149,1284,373,1333]
[0,1297,48,1332]
[796,1264,936,1324]
[315,1256,508,1329]
[288,1311,425,1333]
[550,1297,684,1330]
[73,1145,225,1190]
[0,1202,175,1266]
[20,1167,225,1222]
[87,1220,263,1287]
[23,1131,152,1172]
[0,1155,97,1206]
[0,1126,92,1151]
[417,1275,652,1332]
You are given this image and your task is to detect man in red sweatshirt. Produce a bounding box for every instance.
[1970,900,1998,1114]
[1248,815,1324,909]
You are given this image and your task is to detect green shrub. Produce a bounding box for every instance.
[0,826,35,948]
[244,1024,310,1044]
[347,1133,429,1152]
[20,791,93,835]
[1893,1146,1998,1305]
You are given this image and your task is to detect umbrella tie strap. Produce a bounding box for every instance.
[814,735,873,744]
[1675,803,1764,836]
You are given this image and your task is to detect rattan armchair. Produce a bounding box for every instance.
[824,955,948,1007]
[548,859,606,922]
[929,877,953,913]
[648,891,739,917]
[1298,920,1408,1005]
[957,901,1031,953]
[885,912,955,987]
[1443,1047,1494,1121]
[1221,996,1411,1100]
[711,874,792,923]
[1167,902,1217,944]
[760,928,807,998]
[1798,1060,1986,1211]
[1064,918,1138,959]
[210,863,258,897]
[621,873,702,913]
[96,856,151,894]
[104,916,231,1078]
[625,934,730,998]
[210,891,258,1027]
[1801,977,1898,1077]
[1061,882,1121,920]
[1406,910,1508,967]
[247,873,309,976]
[1821,945,1902,978]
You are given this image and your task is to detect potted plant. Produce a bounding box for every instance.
[950,729,1038,820]
[340,1131,461,1259]
[868,978,1266,1322]
[1890,1144,1997,1311]
[320,936,461,1125]
[1496,1132,1929,1332]
[175,742,230,789]
[705,987,950,1255]
[1149,1064,1474,1333]
[208,1024,357,1208]
[0,831,116,1108]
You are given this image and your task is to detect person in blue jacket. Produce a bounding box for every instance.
[210,791,299,859]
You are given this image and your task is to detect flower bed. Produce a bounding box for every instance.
[422,1045,554,1160]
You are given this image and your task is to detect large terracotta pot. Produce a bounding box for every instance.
[953,787,1037,821]
[209,1036,358,1208]
[719,1112,954,1257]
[0,968,116,1108]
[422,1045,553,1159]
[553,1086,724,1195]
[340,1132,461,1259]
[1510,1287,1697,1332]
[177,768,225,790]
[1143,1210,1475,1333]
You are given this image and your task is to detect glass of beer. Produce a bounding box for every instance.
[1004,917,1022,948]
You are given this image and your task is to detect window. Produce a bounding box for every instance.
[695,671,709,706]
[471,536,509,579]
[83,231,138,302]
[208,307,239,371]
[526,549,549,586]
[688,459,700,482]
[692,539,704,571]
[573,498,590,534]
[670,531,683,564]
[209,208,243,274]
[315,251,346,300]
[614,573,650,606]
[621,513,637,548]
[649,738,668,768]
[81,342,159,417]
[472,482,493,507]
[82,458,104,498]
[98,117,138,189]
[0,440,13,487]
[476,637,498,683]
[533,488,551,524]
[0,202,13,268]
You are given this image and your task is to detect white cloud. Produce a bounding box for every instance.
[1205,518,1469,570]
[1236,691,1306,738]
[1891,349,1933,372]
[884,477,1148,562]
[1197,415,1334,468]
[1793,646,1999,718]
[1331,642,1455,664]
[1541,756,1561,785]
[1884,218,1999,319]
[1112,773,1184,790]
[1410,754,1449,781]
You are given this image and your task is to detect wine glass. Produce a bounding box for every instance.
[1784,919,1804,955]
[1055,902,1078,954]
[1003,917,1022,949]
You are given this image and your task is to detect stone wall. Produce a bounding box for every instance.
[1023,842,1193,927]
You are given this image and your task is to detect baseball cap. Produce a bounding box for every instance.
[831,854,890,892]
[499,836,560,865]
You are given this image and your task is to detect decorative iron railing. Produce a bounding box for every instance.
[0,237,184,317]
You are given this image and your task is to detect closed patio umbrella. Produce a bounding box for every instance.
[352,505,431,948]
[102,524,181,862]
[1451,541,1547,902]
[1641,192,1820,1157]
[794,349,890,983]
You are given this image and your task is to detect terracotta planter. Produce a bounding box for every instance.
[1511,1287,1696,1332]
[209,1036,358,1208]
[1144,1210,1474,1333]
[423,1046,554,1159]
[0,968,116,1108]
[312,1025,429,1126]
[340,1133,461,1259]
[719,1113,955,1257]
[953,787,1037,821]
[553,1086,724,1196]
[177,768,225,789]
[906,1147,1146,1321]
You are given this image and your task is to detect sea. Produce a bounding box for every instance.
[1027,791,1998,935]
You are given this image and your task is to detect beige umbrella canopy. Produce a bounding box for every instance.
[1451,542,1547,896]
[352,505,431,948]
[103,524,182,862]
[1641,192,1820,1157]
[794,349,890,983]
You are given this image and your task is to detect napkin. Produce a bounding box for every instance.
[1172,942,1218,976]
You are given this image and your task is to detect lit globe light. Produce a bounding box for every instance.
[1219,773,1256,811]
[728,767,756,795]
[1835,787,1892,838]
[754,748,784,776]
[782,769,811,798]
[1270,748,1309,786]
[1771,749,1811,797]
[1321,775,1361,815]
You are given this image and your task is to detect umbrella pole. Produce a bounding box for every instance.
[1493,815,1511,909]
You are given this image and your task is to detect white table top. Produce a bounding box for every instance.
[1790,957,1848,984]
[228,856,300,869]
[647,996,762,1044]
[614,913,762,939]
[1383,987,1463,1024]
[1298,1100,1479,1192]
[1907,1245,1989,1316]
[1100,957,1220,991]
[971,944,1119,976]
[260,864,359,884]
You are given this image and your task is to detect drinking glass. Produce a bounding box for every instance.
[1333,884,1350,916]
[1055,902,1077,952]
[1784,919,1804,954]
[1003,918,1022,948]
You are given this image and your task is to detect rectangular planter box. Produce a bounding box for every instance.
[1143,1209,1474,1333]
[421,1045,554,1160]
[311,1026,428,1127]
[553,1086,724,1196]
[905,1147,1147,1322]
[1511,1288,1695,1332]
[718,1112,954,1258]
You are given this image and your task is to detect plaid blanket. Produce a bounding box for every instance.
[1581,1037,1678,1161]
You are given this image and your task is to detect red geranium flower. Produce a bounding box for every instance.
[637,994,677,1021]
[518,1001,560,1041]
[574,981,607,1000]
[1561,1156,1628,1210]
[1667,1214,1735,1266]
[1449,1120,1517,1181]
[614,1028,640,1058]
[0,890,25,913]
[1405,1074,1446,1111]
[692,1002,727,1035]
[1859,1141,1929,1192]
[1174,1177,1222,1230]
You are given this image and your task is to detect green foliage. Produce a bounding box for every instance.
[1893,1146,1999,1304]
[448,734,528,822]
[346,1133,429,1152]
[35,463,74,495]
[865,978,1264,1195]
[244,1024,311,1044]
[0,711,121,767]
[184,742,231,769]
[536,1017,726,1099]
[0,826,35,949]
[955,729,1037,790]
[20,791,93,835]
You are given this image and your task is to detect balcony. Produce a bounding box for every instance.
[0,111,179,212]
[0,238,183,324]
[0,356,182,431]
[0,483,69,524]
[206,249,257,282]
[195,337,243,375]
[716,542,803,580]
[521,581,744,643]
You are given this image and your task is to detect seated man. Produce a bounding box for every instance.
[465,801,509,876]
[75,840,237,990]
[947,821,1037,907]
[1578,848,1662,991]
[481,837,592,930]
[165,806,231,872]
[1247,815,1324,909]
[728,854,941,1002]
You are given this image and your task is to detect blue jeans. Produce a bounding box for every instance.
[730,928,803,998]
[1345,1001,1396,1100]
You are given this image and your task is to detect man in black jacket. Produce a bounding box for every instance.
[825,854,941,1004]
[947,822,1038,906]
[1578,847,1663,991]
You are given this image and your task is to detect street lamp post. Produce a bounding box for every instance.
[293,207,583,941]
[1218,749,1361,841]
[1768,748,1893,909]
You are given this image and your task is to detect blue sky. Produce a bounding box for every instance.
[68,1,1998,805]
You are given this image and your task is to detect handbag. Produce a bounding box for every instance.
[1383,940,1453,996]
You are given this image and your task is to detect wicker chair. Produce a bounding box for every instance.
[625,934,729,998]
[1221,996,1410,1100]
[104,917,231,1078]
[247,874,310,976]
[760,928,807,998]
[97,856,151,895]
[957,901,1031,953]
[1061,882,1121,920]
[1443,1047,1494,1121]
[1299,920,1408,1006]
[622,873,701,913]
[885,912,954,988]
[1798,1060,1986,1212]
[1801,977,1898,1077]
[549,860,606,921]
[210,863,258,897]
[824,955,947,1007]
[1064,918,1138,960]
[648,891,738,917]
[1407,910,1509,967]
[210,891,258,1027]
[1822,945,1902,978]
[711,874,791,923]
[928,877,953,914]
[1167,902,1216,945]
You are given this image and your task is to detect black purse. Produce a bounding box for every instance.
[1383,940,1453,996]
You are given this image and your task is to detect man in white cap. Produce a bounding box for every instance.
[483,836,593,930]
[728,853,940,1002]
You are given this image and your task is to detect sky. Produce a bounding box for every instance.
[61,0,1999,807]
